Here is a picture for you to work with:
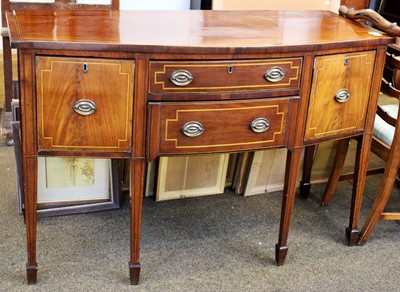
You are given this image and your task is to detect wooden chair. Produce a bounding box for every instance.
[301,5,400,245]
[358,44,400,244]
[1,0,120,112]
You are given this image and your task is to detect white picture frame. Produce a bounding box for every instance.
[12,122,120,217]
[156,154,230,201]
[37,157,111,204]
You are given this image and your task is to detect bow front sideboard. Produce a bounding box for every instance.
[6,9,394,284]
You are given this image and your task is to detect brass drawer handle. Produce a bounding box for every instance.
[250,117,270,133]
[73,99,96,116]
[264,66,285,82]
[335,88,350,103]
[170,70,194,87]
[182,121,204,137]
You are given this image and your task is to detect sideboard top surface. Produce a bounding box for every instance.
[7,10,394,53]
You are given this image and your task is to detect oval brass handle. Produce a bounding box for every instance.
[182,121,204,137]
[170,70,194,87]
[264,67,285,82]
[73,99,96,116]
[250,118,270,133]
[335,88,350,103]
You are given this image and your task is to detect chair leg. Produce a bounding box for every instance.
[321,138,350,206]
[358,171,398,245]
[358,129,400,245]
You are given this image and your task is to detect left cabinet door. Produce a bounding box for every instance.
[36,57,135,153]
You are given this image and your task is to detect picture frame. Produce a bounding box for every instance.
[12,122,120,217]
[156,154,230,201]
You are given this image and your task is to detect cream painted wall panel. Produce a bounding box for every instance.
[78,0,192,9]
[213,0,341,12]
[119,0,190,10]
[78,0,115,4]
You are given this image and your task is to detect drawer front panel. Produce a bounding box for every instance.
[37,57,134,152]
[305,51,376,141]
[149,98,290,156]
[149,58,302,94]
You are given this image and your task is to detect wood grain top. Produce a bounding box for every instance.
[6,10,395,53]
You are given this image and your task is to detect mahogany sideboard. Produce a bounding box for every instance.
[6,8,394,284]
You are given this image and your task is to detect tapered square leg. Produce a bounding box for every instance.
[276,148,302,267]
[346,135,372,246]
[299,181,311,199]
[130,159,145,285]
[346,227,359,247]
[26,264,38,285]
[299,145,316,199]
[24,157,38,285]
[275,244,288,266]
[129,262,141,285]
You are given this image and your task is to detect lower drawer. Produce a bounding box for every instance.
[147,98,291,158]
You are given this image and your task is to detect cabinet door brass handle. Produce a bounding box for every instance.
[264,66,285,82]
[250,117,270,133]
[170,70,194,86]
[73,99,96,116]
[182,121,204,137]
[335,88,350,103]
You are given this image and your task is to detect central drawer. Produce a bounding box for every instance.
[147,98,291,158]
[149,58,302,96]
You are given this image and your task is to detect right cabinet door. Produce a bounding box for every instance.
[304,51,376,142]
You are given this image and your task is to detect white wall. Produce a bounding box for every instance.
[0,0,191,48]
[77,0,190,9]
[212,0,341,12]
[119,0,190,10]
